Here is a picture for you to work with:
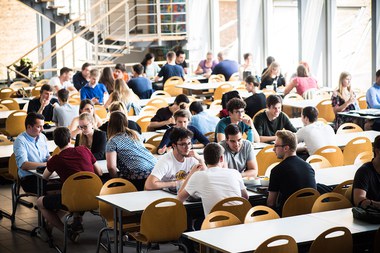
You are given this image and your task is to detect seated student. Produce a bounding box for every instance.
[211,51,239,81]
[219,124,258,178]
[144,128,205,190]
[49,67,76,94]
[80,69,108,105]
[244,75,266,118]
[284,64,318,96]
[148,94,190,131]
[194,51,218,77]
[177,142,248,216]
[141,53,161,79]
[365,69,380,130]
[296,106,336,155]
[36,127,102,241]
[69,99,102,138]
[157,109,209,155]
[127,63,154,99]
[353,135,380,209]
[260,61,286,90]
[52,89,78,127]
[175,50,188,74]
[154,51,185,85]
[215,98,260,143]
[72,63,92,91]
[27,84,59,122]
[189,101,219,135]
[254,95,297,143]
[267,130,316,215]
[113,63,129,82]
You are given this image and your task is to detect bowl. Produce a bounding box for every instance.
[260,177,270,187]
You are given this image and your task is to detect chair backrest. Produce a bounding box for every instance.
[68,98,80,106]
[146,133,164,147]
[9,81,29,90]
[311,192,353,213]
[139,198,187,242]
[61,171,103,212]
[209,196,252,223]
[0,87,15,99]
[164,76,184,96]
[255,235,298,253]
[332,180,353,197]
[354,151,373,166]
[306,154,332,169]
[252,108,266,121]
[8,153,19,183]
[144,143,157,154]
[214,83,233,101]
[336,122,363,134]
[314,145,343,167]
[302,88,318,99]
[151,90,171,98]
[344,185,354,204]
[52,147,61,156]
[309,226,353,253]
[282,188,320,217]
[139,105,158,116]
[145,97,169,108]
[5,110,27,137]
[357,95,367,109]
[0,98,19,110]
[136,115,153,132]
[0,104,9,111]
[35,79,50,87]
[31,86,42,97]
[343,137,372,165]
[209,99,222,111]
[244,206,280,223]
[204,132,216,142]
[316,99,335,122]
[264,162,280,177]
[228,72,240,81]
[0,135,12,145]
[208,74,225,83]
[94,105,108,119]
[201,210,241,230]
[256,145,282,176]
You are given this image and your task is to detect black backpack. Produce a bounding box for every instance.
[221,90,240,109]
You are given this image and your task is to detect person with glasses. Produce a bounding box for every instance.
[145,127,205,190]
[215,98,260,143]
[220,124,258,178]
[69,99,102,138]
[254,95,297,143]
[267,130,316,215]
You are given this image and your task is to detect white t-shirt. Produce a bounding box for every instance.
[296,121,336,155]
[49,76,73,90]
[150,151,198,181]
[185,167,246,216]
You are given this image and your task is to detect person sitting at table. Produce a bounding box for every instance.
[175,50,188,74]
[353,135,380,209]
[27,84,58,122]
[215,98,260,143]
[239,52,257,80]
[260,61,286,90]
[365,69,380,130]
[147,94,190,131]
[261,56,275,75]
[154,51,185,85]
[220,124,258,178]
[36,127,102,242]
[141,53,161,79]
[331,71,360,130]
[106,111,156,191]
[177,142,248,216]
[194,51,218,77]
[145,127,205,190]
[189,101,219,135]
[284,64,318,96]
[268,130,316,215]
[113,63,129,82]
[127,63,154,99]
[157,109,209,155]
[72,62,92,91]
[244,75,266,118]
[13,112,50,194]
[48,67,76,94]
[52,88,78,127]
[99,67,115,94]
[80,69,108,105]
[69,99,102,138]
[211,51,239,81]
[254,95,297,143]
[296,106,336,155]
[75,112,106,160]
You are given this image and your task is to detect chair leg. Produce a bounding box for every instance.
[63,213,73,253]
[96,227,113,253]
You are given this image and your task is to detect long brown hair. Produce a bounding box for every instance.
[78,112,95,148]
[99,67,115,93]
[107,111,138,140]
[262,61,280,81]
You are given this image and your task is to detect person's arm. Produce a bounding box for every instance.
[157,129,171,154]
[144,174,177,190]
[216,133,225,142]
[93,161,103,176]
[177,164,204,202]
[332,93,356,114]
[37,97,50,115]
[242,117,260,143]
[284,79,297,95]
[241,189,249,200]
[21,161,47,171]
[192,127,210,146]
[148,117,174,131]
[267,191,279,208]
[42,168,53,180]
[353,188,380,209]
[195,61,204,74]
[69,117,81,139]
[187,150,206,168]
[242,159,258,178]
[106,151,118,178]
[366,88,380,109]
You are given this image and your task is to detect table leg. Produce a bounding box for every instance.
[118,208,123,253]
[112,207,118,253]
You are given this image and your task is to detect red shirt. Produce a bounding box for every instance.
[47,146,96,182]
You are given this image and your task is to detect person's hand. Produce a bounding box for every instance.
[166,117,175,125]
[190,163,205,174]
[91,97,99,104]
[40,97,50,109]
[158,146,167,155]
[242,116,253,126]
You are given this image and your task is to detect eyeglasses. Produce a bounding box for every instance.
[233,110,245,114]
[176,142,192,148]
[274,144,286,148]
[78,124,90,130]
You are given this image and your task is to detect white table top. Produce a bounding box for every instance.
[282,99,321,109]
[314,164,358,186]
[289,117,303,129]
[138,97,176,107]
[335,130,379,147]
[0,140,57,159]
[0,110,17,120]
[176,81,242,91]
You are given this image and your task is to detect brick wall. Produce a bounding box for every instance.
[219,0,237,49]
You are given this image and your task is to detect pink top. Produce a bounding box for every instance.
[292,77,318,96]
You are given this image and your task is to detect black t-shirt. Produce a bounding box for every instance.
[75,129,106,160]
[150,106,173,130]
[254,111,297,141]
[157,64,184,85]
[27,97,59,121]
[268,156,316,212]
[72,71,88,91]
[260,74,286,90]
[244,93,267,118]
[176,60,188,69]
[353,162,380,202]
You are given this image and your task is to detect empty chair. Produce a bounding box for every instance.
[0,87,15,99]
[336,122,363,134]
[282,188,320,217]
[3,110,27,138]
[309,226,352,253]
[316,99,335,122]
[0,104,9,111]
[357,95,367,109]
[144,143,157,154]
[163,76,184,96]
[0,98,19,110]
[314,145,343,167]
[9,81,29,90]
[208,74,225,83]
[306,154,332,169]
[343,137,372,165]
[228,72,240,81]
[332,180,353,197]
[209,196,251,223]
[145,133,164,147]
[214,83,233,101]
[311,192,353,213]
[136,115,153,132]
[255,235,298,253]
[31,86,42,97]
[35,79,50,87]
[256,145,282,176]
[145,97,169,108]
[354,151,373,166]
[151,90,171,98]
[244,206,280,223]
[201,210,241,230]
[94,105,108,120]
[209,99,222,110]
[139,106,158,116]
[282,93,304,118]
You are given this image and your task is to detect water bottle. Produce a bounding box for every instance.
[273,78,278,92]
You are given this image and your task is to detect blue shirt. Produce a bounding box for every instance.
[366,83,380,109]
[127,77,153,99]
[80,83,108,104]
[13,131,50,179]
[190,111,220,135]
[212,60,239,81]
[215,117,253,142]
[157,64,185,85]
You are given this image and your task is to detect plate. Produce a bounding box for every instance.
[247,186,268,194]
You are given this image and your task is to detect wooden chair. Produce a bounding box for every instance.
[9,81,29,90]
[0,87,15,99]
[336,122,363,134]
[209,196,251,223]
[244,206,280,223]
[282,188,320,217]
[256,145,282,176]
[201,211,241,230]
[94,105,108,120]
[151,90,171,98]
[252,108,266,122]
[145,97,169,108]
[0,104,9,111]
[35,79,50,87]
[204,132,215,142]
[145,133,164,147]
[163,76,184,96]
[306,154,332,169]
[31,86,42,97]
[3,110,27,138]
[316,99,335,122]
[309,226,352,253]
[214,83,233,101]
[209,99,222,110]
[332,180,353,197]
[68,98,80,106]
[208,74,225,83]
[282,93,304,118]
[96,178,139,253]
[255,235,298,253]
[0,98,20,110]
[357,95,367,109]
[139,106,158,116]
[228,72,240,81]
[0,134,12,145]
[61,172,104,253]
[264,162,280,177]
[354,151,373,166]
[144,143,157,154]
[314,145,343,167]
[262,89,276,98]
[344,185,354,204]
[311,192,353,213]
[52,147,61,156]
[136,115,153,132]
[129,198,187,253]
[343,137,372,165]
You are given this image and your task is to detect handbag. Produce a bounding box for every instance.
[352,206,380,224]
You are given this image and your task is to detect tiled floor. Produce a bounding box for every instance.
[0,182,182,253]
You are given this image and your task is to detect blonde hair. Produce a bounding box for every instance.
[107,111,138,140]
[337,71,352,96]
[110,79,139,104]
[109,101,128,114]
[78,112,95,148]
[262,62,280,81]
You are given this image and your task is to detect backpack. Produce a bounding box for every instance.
[221,90,240,109]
